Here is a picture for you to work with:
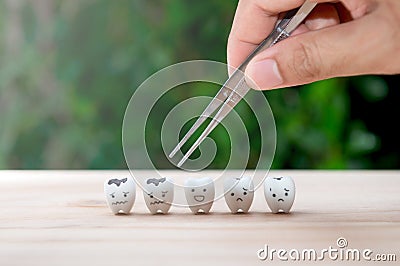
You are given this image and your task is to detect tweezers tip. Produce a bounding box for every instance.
[177,155,189,168]
[168,146,180,158]
[177,160,184,168]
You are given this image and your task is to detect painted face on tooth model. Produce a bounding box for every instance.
[143,177,174,214]
[264,176,295,213]
[224,176,254,213]
[184,177,215,214]
[104,177,136,215]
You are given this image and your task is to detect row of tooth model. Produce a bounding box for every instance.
[104,176,295,215]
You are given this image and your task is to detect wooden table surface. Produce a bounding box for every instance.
[0,170,399,266]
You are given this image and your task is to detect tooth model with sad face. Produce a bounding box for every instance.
[104,177,136,214]
[184,177,215,214]
[264,176,295,213]
[224,176,254,213]
[143,177,174,214]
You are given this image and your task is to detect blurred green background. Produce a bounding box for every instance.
[0,0,399,169]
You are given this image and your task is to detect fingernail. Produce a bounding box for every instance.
[246,59,283,89]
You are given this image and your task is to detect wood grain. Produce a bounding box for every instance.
[0,170,399,266]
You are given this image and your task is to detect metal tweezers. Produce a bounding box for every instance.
[169,1,317,167]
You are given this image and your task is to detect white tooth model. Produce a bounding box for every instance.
[143,177,174,214]
[224,176,254,213]
[104,177,136,214]
[184,177,215,214]
[264,176,295,213]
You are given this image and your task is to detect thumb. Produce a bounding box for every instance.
[245,15,383,90]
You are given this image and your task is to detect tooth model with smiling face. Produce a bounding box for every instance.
[184,177,215,214]
[224,176,254,213]
[143,177,174,214]
[264,176,295,213]
[104,177,136,214]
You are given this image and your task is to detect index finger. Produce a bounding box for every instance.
[227,0,306,73]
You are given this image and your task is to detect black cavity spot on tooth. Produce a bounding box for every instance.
[273,177,283,181]
[147,177,166,186]
[108,178,128,187]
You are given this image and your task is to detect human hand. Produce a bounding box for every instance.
[227,0,400,90]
